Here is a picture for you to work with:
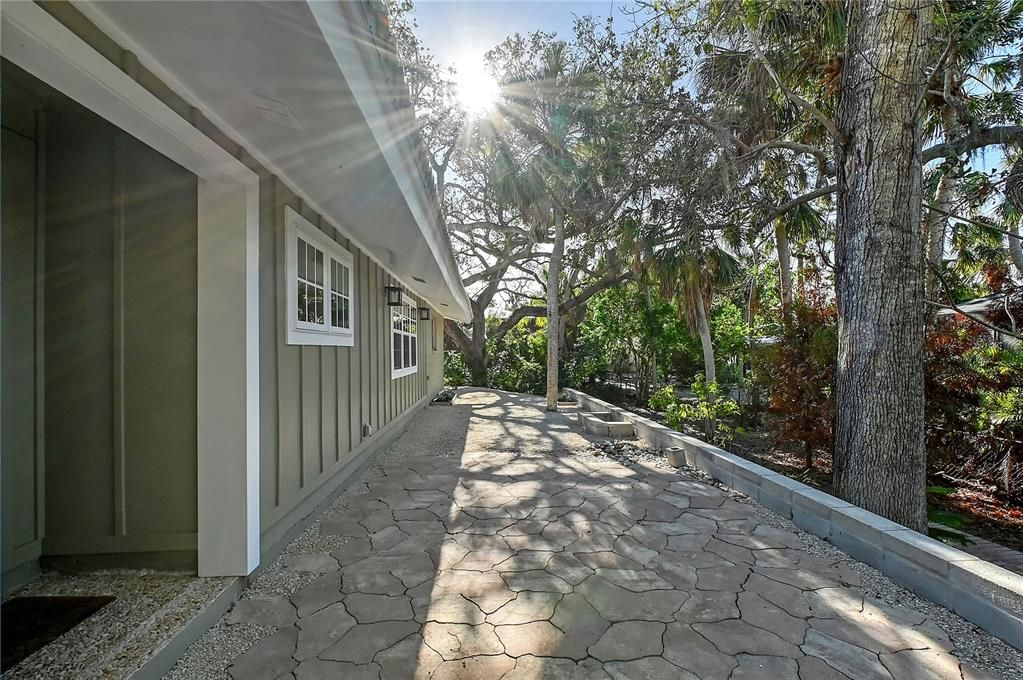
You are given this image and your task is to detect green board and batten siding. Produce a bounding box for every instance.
[1,3,447,586]
[1,62,199,579]
[256,175,436,550]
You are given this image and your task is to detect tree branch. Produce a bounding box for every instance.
[747,35,846,145]
[755,183,838,231]
[922,126,1023,164]
[462,250,544,287]
[924,205,1022,241]
[444,318,474,354]
[493,271,633,340]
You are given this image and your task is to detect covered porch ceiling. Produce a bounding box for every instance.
[82,0,470,321]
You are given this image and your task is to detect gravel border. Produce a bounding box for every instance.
[4,570,234,680]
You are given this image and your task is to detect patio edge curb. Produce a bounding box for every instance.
[564,387,1023,652]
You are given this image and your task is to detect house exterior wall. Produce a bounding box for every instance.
[2,2,451,581]
[1,60,200,584]
[1,83,44,588]
[256,174,437,550]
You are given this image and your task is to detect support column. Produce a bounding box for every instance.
[197,179,260,576]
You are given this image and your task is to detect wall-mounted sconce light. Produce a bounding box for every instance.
[384,286,403,306]
[418,307,431,321]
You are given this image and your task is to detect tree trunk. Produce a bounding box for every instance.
[1009,223,1023,277]
[746,276,761,417]
[925,172,954,300]
[833,0,933,533]
[1005,159,1023,277]
[694,292,716,386]
[775,217,794,324]
[694,289,716,439]
[546,209,565,411]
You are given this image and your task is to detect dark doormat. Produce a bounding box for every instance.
[1,595,116,671]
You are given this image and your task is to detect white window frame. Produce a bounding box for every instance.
[391,300,419,379]
[285,207,356,346]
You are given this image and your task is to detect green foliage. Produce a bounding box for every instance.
[664,375,741,447]
[444,350,472,387]
[648,386,679,412]
[925,317,1023,497]
[927,485,958,496]
[487,321,548,395]
[711,301,749,383]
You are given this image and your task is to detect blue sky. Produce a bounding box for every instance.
[412,1,634,69]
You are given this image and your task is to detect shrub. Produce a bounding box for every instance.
[648,386,678,412]
[664,375,741,447]
[925,316,1023,500]
[755,291,837,469]
[444,350,472,387]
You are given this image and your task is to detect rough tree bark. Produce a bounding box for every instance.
[546,208,565,411]
[1005,159,1023,276]
[832,0,933,532]
[925,172,954,300]
[775,217,794,324]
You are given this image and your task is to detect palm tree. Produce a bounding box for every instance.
[490,40,596,410]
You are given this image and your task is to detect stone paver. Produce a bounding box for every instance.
[216,389,984,679]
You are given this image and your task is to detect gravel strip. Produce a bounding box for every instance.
[4,570,234,680]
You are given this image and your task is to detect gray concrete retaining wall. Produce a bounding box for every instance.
[564,388,1023,651]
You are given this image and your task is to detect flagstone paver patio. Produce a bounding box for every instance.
[185,389,1001,679]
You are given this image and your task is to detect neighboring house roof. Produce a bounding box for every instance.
[80,1,471,322]
[936,293,1009,319]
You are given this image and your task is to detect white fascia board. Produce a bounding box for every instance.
[306,1,472,323]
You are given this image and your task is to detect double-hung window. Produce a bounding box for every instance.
[286,207,355,346]
[391,300,419,378]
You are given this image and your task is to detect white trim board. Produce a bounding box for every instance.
[2,1,261,577]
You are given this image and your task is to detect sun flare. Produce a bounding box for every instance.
[454,62,499,115]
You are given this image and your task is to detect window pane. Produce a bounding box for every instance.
[331,293,340,327]
[298,239,307,278]
[342,299,349,328]
[411,337,417,366]
[403,335,411,367]
[314,250,323,285]
[331,260,338,292]
[298,282,307,322]
[314,289,324,324]
[343,267,349,295]
[393,333,402,369]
